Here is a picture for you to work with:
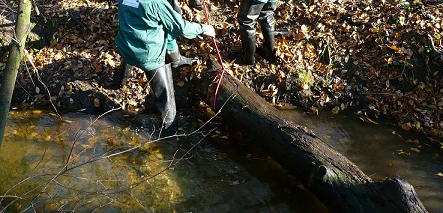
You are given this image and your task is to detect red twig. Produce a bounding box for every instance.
[201,0,226,109]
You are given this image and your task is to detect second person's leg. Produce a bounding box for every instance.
[258,1,277,63]
[237,0,266,65]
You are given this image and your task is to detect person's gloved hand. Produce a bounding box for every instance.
[201,24,216,37]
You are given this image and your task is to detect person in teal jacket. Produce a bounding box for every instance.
[237,0,277,65]
[115,0,215,129]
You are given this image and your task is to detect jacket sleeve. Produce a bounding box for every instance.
[151,0,204,39]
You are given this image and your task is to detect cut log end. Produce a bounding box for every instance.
[378,178,428,213]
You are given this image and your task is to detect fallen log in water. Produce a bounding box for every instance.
[53,62,428,212]
[199,59,428,213]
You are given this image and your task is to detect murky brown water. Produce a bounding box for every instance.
[0,110,325,212]
[1,110,442,212]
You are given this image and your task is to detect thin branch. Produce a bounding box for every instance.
[0,22,15,28]
[2,94,233,211]
[0,0,15,13]
[8,107,122,212]
[23,60,36,87]
[30,0,39,16]
[65,107,122,166]
[0,195,24,200]
[23,49,62,120]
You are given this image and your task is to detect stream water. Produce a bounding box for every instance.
[0,110,441,212]
[283,111,443,213]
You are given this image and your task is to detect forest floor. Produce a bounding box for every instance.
[0,0,442,143]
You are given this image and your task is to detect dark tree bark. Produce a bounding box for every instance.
[198,59,428,213]
[0,0,32,145]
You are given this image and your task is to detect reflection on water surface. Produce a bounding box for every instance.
[1,109,441,212]
[0,111,325,212]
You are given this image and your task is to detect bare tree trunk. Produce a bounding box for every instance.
[198,59,428,213]
[0,0,32,145]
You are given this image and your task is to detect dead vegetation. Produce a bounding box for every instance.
[0,0,442,140]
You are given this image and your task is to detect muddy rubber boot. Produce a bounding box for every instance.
[168,51,197,69]
[240,30,256,65]
[150,64,176,130]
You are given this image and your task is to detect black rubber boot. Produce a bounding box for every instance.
[258,1,277,63]
[239,30,257,65]
[237,0,266,65]
[168,51,197,69]
[259,28,277,63]
[150,64,176,130]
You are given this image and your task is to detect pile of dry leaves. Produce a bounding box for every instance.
[198,0,443,140]
[2,0,442,140]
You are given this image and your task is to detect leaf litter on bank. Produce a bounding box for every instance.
[4,0,442,140]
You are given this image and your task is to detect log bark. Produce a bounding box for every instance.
[0,0,32,145]
[200,59,428,213]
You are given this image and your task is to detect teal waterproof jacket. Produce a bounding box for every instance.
[115,0,204,71]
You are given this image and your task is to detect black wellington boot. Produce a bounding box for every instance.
[150,64,176,130]
[261,28,277,63]
[258,1,277,63]
[239,30,256,65]
[259,26,277,63]
[168,51,197,69]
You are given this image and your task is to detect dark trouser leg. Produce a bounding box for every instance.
[149,64,176,129]
[258,1,277,63]
[237,0,265,65]
[168,0,182,15]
